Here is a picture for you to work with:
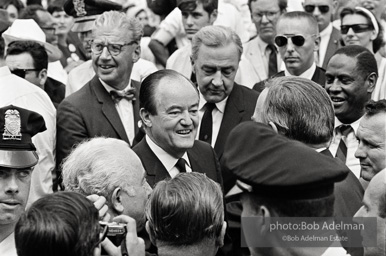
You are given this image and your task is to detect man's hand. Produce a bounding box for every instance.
[86,194,110,222]
[101,215,145,256]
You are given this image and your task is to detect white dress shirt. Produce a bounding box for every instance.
[329,117,361,178]
[100,79,135,145]
[197,93,228,147]
[0,232,16,256]
[146,136,192,178]
[0,66,56,208]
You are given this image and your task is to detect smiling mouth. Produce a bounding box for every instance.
[330,97,345,103]
[99,65,114,69]
[177,129,192,135]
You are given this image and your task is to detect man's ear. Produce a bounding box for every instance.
[314,35,320,52]
[132,44,141,63]
[140,108,152,128]
[259,205,272,235]
[111,187,124,214]
[268,121,279,133]
[366,72,377,94]
[146,221,157,246]
[215,221,227,247]
[38,69,48,87]
[190,56,196,73]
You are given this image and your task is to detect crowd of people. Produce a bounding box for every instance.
[0,0,386,255]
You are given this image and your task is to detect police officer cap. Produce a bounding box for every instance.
[222,122,349,200]
[64,0,122,32]
[0,105,46,169]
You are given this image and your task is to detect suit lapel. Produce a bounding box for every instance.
[187,145,205,174]
[322,28,341,69]
[91,76,129,142]
[311,67,326,87]
[214,84,244,158]
[137,139,171,187]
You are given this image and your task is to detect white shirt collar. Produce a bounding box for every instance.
[145,135,190,172]
[198,92,228,113]
[284,62,317,80]
[334,116,362,135]
[99,78,131,93]
[320,23,333,37]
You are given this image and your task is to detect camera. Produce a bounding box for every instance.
[99,221,127,246]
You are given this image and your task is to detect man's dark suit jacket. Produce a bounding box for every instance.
[252,66,326,93]
[322,27,342,69]
[133,138,223,189]
[45,77,65,108]
[212,83,259,192]
[56,76,144,186]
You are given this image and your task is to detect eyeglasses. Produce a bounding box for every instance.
[274,34,318,47]
[304,5,330,14]
[10,68,40,78]
[340,24,374,34]
[251,11,280,21]
[91,41,137,56]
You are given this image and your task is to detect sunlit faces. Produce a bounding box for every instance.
[181,2,217,40]
[250,0,281,44]
[78,30,93,58]
[0,168,32,226]
[146,76,199,158]
[91,27,140,90]
[355,113,386,181]
[325,54,374,124]
[275,17,319,76]
[6,4,18,23]
[354,170,386,256]
[341,14,377,51]
[52,10,74,36]
[303,0,336,32]
[193,43,240,103]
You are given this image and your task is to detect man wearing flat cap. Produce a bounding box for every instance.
[0,105,46,256]
[223,121,350,256]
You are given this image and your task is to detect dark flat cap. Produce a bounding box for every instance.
[222,122,349,200]
[0,105,46,168]
[64,0,122,32]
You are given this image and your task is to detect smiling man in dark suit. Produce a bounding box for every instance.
[191,26,259,192]
[56,11,144,190]
[133,69,222,188]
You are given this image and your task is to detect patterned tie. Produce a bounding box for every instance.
[175,158,187,173]
[335,125,353,163]
[110,88,136,103]
[267,44,278,78]
[199,103,216,144]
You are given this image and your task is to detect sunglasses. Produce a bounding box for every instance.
[10,68,40,78]
[340,24,374,34]
[274,34,317,47]
[304,5,330,14]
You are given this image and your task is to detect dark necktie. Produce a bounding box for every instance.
[335,125,353,163]
[199,103,216,144]
[110,88,136,104]
[175,158,187,173]
[267,44,278,78]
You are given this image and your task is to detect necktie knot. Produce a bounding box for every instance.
[338,125,352,137]
[204,102,216,112]
[175,158,187,173]
[110,88,136,103]
[267,44,277,52]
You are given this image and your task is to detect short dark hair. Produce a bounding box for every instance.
[333,45,378,79]
[0,0,24,12]
[146,172,224,246]
[340,7,384,53]
[47,3,64,14]
[6,40,48,70]
[15,191,100,256]
[178,0,218,15]
[243,192,335,217]
[248,0,287,13]
[364,99,386,116]
[139,69,197,115]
